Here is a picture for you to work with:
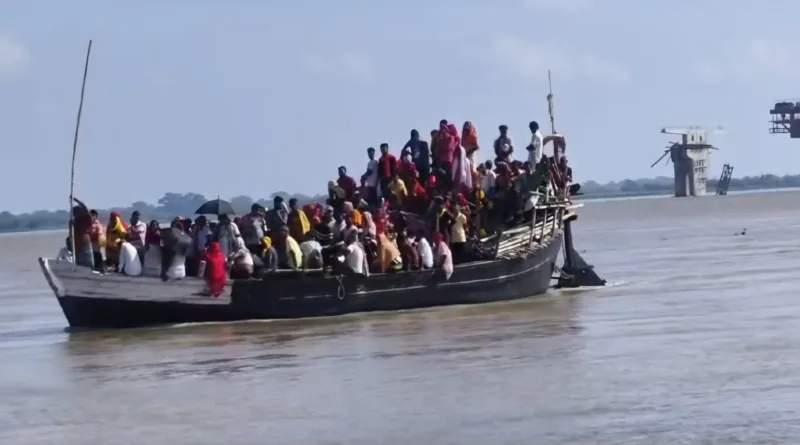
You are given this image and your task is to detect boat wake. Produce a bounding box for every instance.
[553,280,630,293]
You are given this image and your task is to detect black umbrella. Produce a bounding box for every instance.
[194,198,235,216]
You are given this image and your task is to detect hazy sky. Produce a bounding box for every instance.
[2,0,800,213]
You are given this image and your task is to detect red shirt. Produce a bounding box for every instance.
[337,175,358,199]
[379,154,397,180]
[436,134,455,164]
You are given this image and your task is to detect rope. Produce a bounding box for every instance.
[553,265,573,280]
[335,275,346,300]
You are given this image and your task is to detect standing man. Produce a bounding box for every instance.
[128,210,147,263]
[527,121,543,169]
[378,143,397,203]
[240,203,267,254]
[493,125,514,163]
[361,147,379,207]
[403,129,431,185]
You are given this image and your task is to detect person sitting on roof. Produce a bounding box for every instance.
[162,218,191,280]
[142,220,163,277]
[433,231,453,280]
[228,237,254,279]
[415,229,434,270]
[336,166,358,202]
[105,211,128,269]
[117,238,142,277]
[299,232,324,269]
[57,237,74,263]
[255,236,278,275]
[376,232,403,273]
[342,227,368,276]
[273,225,302,270]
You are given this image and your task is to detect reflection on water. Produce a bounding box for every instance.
[3,190,800,444]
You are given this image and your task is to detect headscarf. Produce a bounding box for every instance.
[145,220,161,246]
[288,205,311,239]
[203,242,228,297]
[235,236,247,252]
[105,212,128,254]
[377,233,402,273]
[261,236,273,257]
[108,212,128,234]
[462,121,479,151]
[447,123,461,147]
[452,144,473,190]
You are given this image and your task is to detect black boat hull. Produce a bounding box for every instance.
[40,232,563,329]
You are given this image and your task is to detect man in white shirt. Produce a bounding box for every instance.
[57,237,74,263]
[527,121,543,169]
[480,160,497,193]
[361,147,380,206]
[118,240,142,276]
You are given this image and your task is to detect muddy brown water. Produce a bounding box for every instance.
[2,190,800,444]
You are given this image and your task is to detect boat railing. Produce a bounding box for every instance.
[491,200,569,259]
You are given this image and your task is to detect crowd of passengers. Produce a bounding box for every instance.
[61,119,573,297]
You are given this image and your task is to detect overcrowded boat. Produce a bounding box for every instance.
[39,119,605,329]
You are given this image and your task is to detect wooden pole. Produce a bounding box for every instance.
[69,40,93,268]
[547,70,556,135]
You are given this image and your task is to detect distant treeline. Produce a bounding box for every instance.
[579,173,800,196]
[3,174,800,233]
[0,192,327,233]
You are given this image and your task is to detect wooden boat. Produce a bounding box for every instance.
[38,202,604,329]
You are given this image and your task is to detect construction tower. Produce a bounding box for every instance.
[769,100,800,138]
[650,126,724,197]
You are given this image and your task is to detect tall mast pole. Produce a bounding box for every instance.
[547,70,556,134]
[68,40,93,268]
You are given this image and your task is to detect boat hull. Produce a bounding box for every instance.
[40,232,563,329]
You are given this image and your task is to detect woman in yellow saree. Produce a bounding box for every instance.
[105,211,128,268]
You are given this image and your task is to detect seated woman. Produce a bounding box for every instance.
[118,239,142,277]
[433,232,453,280]
[396,229,420,271]
[142,220,163,277]
[376,233,403,273]
[273,225,302,270]
[229,237,254,279]
[105,212,128,269]
[299,233,324,270]
[255,236,278,275]
[341,228,368,276]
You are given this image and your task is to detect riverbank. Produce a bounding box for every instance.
[3,186,800,234]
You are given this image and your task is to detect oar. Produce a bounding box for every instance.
[68,40,93,269]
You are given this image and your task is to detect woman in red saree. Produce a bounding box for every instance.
[203,242,228,297]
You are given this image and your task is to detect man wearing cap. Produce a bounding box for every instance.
[493,125,514,163]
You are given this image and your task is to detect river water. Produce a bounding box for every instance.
[2,191,800,444]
